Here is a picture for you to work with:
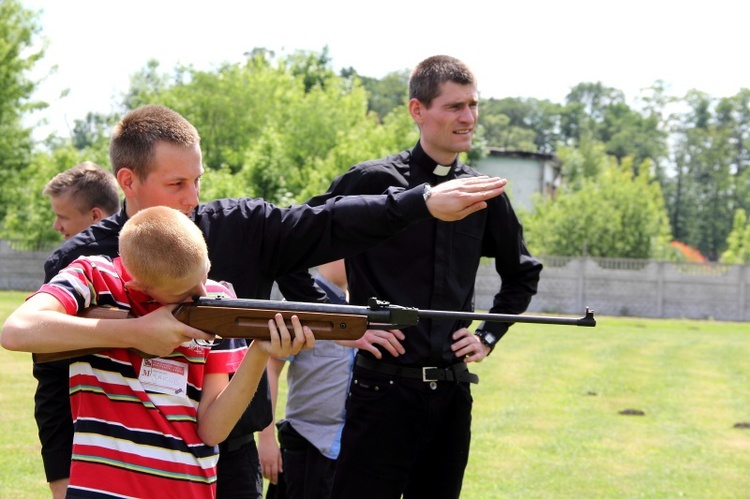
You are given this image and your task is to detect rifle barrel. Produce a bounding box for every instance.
[191,297,596,328]
[416,308,596,327]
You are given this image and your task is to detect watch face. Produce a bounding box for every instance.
[479,331,497,346]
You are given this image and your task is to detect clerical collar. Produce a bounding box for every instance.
[433,164,452,176]
[412,141,456,177]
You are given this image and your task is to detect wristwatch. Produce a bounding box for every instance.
[422,183,432,201]
[475,329,498,353]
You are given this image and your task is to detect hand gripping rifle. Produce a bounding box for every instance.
[35,297,596,363]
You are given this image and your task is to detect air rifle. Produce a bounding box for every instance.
[35,296,596,363]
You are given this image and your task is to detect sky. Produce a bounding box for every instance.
[22,0,750,140]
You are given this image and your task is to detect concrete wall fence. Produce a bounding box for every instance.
[0,239,51,293]
[477,256,746,322]
[2,239,747,322]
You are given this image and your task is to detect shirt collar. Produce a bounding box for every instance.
[432,164,452,176]
[412,141,457,178]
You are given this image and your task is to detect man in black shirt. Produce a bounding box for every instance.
[306,56,543,499]
[33,104,507,498]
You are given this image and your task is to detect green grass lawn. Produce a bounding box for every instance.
[1,290,749,497]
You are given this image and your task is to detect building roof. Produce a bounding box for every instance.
[486,148,562,167]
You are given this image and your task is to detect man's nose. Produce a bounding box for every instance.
[459,106,476,123]
[184,185,200,210]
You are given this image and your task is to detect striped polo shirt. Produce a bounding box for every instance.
[37,255,246,498]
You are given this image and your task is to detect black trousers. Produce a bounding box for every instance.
[267,420,337,499]
[216,436,263,499]
[331,364,473,499]
[33,359,74,482]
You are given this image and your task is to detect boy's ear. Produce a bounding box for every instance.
[91,207,104,223]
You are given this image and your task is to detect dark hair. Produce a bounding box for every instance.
[409,55,476,107]
[110,105,200,180]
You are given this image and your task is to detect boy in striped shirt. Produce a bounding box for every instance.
[1,206,314,498]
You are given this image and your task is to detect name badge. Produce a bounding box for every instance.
[139,358,189,397]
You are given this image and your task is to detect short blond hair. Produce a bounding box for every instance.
[119,206,209,287]
[43,161,120,215]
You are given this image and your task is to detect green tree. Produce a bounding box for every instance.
[558,82,668,174]
[720,209,750,263]
[296,103,419,201]
[122,50,406,205]
[715,90,750,177]
[556,140,609,191]
[598,102,666,170]
[356,68,410,121]
[714,89,750,226]
[480,97,562,153]
[71,111,118,151]
[287,46,335,93]
[0,0,46,222]
[559,82,624,145]
[525,144,671,259]
[479,111,536,151]
[666,90,736,260]
[122,58,174,110]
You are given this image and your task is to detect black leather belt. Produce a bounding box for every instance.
[355,355,479,384]
[219,433,255,453]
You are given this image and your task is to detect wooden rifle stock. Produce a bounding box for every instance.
[35,297,596,363]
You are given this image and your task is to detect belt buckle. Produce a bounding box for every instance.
[422,366,438,382]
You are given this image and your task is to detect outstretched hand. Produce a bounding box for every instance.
[426,176,507,221]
